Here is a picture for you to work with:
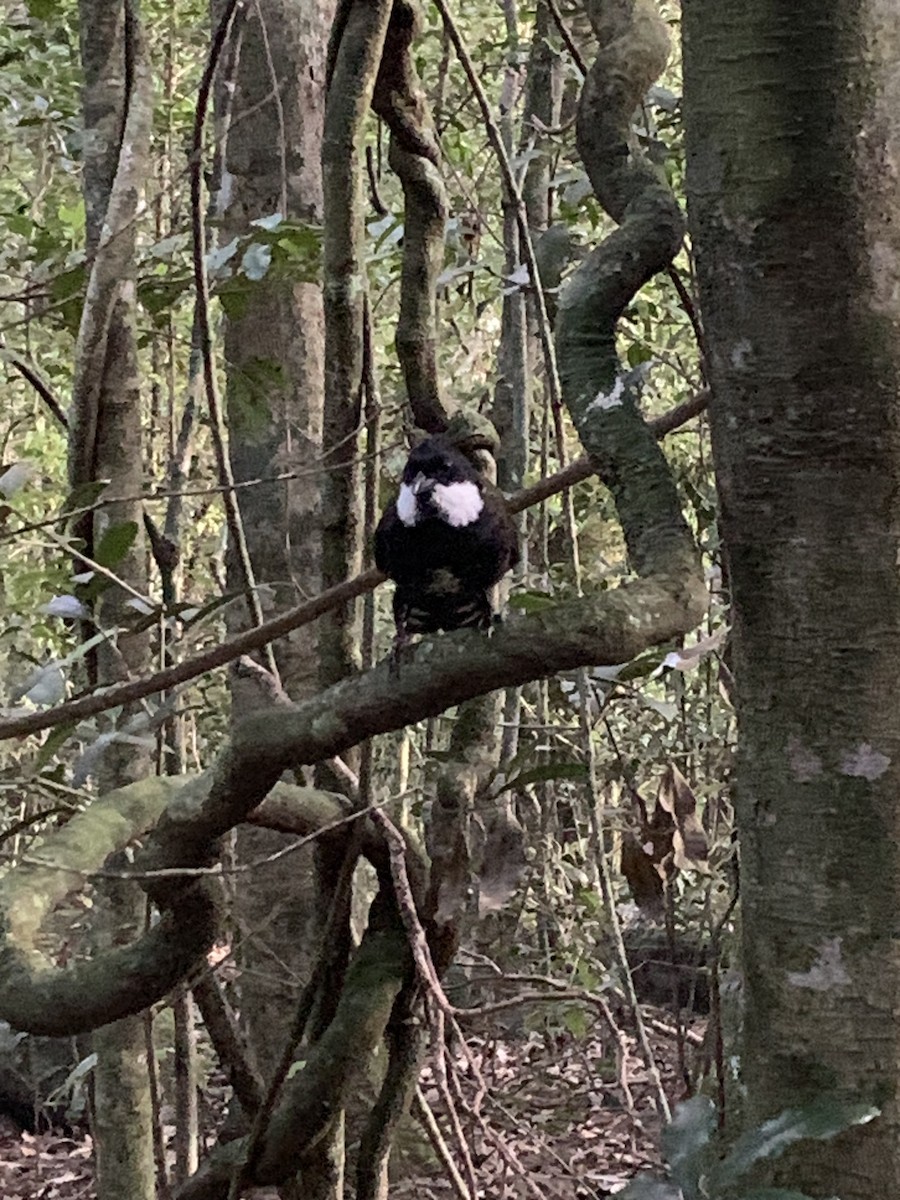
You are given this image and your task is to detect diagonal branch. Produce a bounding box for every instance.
[0,392,705,743]
[0,545,703,1040]
[137,562,705,884]
[0,777,218,1037]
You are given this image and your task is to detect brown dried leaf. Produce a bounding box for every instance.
[620,831,665,913]
[657,763,692,821]
[658,764,709,869]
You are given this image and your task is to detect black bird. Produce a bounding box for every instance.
[374,436,519,650]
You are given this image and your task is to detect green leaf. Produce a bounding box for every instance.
[709,1098,879,1192]
[78,574,110,603]
[57,199,84,232]
[627,340,654,368]
[617,648,668,681]
[27,0,58,18]
[7,213,33,237]
[60,479,110,517]
[661,1097,716,1199]
[94,520,139,569]
[229,358,282,438]
[217,278,250,320]
[34,721,77,772]
[562,1005,589,1038]
[272,222,322,272]
[139,275,191,319]
[575,886,603,916]
[507,589,555,613]
[48,262,87,334]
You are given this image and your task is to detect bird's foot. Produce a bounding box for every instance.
[484,609,505,637]
[389,629,413,677]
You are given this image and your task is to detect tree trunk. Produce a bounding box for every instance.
[76,2,155,1197]
[684,3,900,1194]
[214,0,334,1195]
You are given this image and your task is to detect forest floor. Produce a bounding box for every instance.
[0,1008,703,1199]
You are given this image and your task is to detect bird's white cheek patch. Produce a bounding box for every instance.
[433,481,484,527]
[397,483,418,527]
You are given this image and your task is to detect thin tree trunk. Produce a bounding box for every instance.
[76,3,154,1197]
[173,988,199,1182]
[92,876,156,1200]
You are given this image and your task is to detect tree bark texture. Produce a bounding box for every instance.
[684,2,900,1194]
[214,0,334,1103]
[319,0,393,683]
[92,872,157,1200]
[371,0,451,435]
[77,2,155,1198]
[220,0,330,703]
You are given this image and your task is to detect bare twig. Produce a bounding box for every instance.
[376,810,556,1200]
[545,0,588,77]
[0,343,69,429]
[44,528,156,610]
[193,971,264,1116]
[226,821,363,1199]
[413,1086,473,1200]
[0,569,383,742]
[431,1006,479,1198]
[580,688,671,1122]
[0,805,77,849]
[508,389,708,512]
[0,427,403,544]
[365,143,388,215]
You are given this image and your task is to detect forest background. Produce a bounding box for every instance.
[0,1,896,1199]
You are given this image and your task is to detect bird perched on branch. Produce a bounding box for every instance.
[375,435,519,654]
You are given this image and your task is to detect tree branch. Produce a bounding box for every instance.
[175,905,409,1199]
[0,342,70,430]
[0,776,365,1037]
[0,390,705,743]
[372,0,451,433]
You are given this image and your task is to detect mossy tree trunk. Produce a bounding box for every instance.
[216,0,332,1068]
[684,3,900,1194]
[75,1,154,1197]
[214,1,335,1195]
